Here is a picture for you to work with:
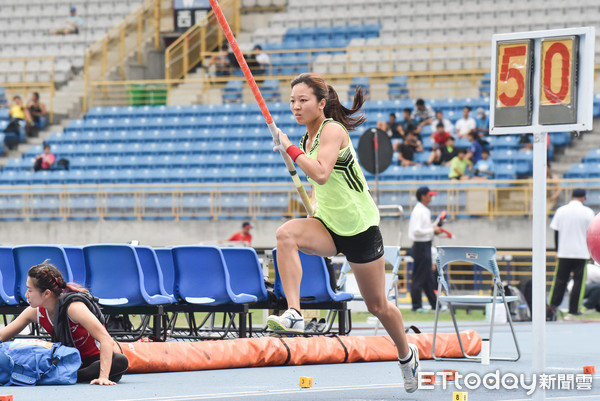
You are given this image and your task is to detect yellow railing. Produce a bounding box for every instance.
[164,0,240,81]
[83,0,162,112]
[0,179,590,222]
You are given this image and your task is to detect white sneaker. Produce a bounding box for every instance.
[267,308,305,333]
[399,343,420,393]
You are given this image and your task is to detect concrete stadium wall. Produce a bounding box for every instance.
[0,217,553,251]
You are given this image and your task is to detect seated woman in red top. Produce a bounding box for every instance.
[0,261,128,385]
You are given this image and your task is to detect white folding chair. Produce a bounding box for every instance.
[336,246,402,334]
[432,246,521,362]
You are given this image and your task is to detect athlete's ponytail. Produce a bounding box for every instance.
[291,73,366,131]
[28,259,88,296]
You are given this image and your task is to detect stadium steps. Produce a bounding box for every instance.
[52,70,85,120]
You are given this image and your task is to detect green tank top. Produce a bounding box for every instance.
[300,118,379,236]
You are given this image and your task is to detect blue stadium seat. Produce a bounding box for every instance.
[62,246,86,286]
[171,246,257,305]
[83,244,174,307]
[133,246,176,302]
[13,245,74,301]
[154,248,175,296]
[272,249,353,303]
[221,247,269,302]
[0,247,19,305]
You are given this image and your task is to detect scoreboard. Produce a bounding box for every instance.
[490,27,595,135]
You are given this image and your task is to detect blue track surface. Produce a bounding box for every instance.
[2,320,598,400]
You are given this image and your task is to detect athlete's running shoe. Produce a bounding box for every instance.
[399,343,420,393]
[267,308,305,333]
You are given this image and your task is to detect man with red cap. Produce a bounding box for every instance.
[228,222,253,246]
[408,187,442,312]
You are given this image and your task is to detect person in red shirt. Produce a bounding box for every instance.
[228,222,253,246]
[33,143,56,171]
[0,260,128,385]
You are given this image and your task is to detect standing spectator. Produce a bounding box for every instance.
[397,131,423,166]
[549,189,595,318]
[475,107,489,137]
[411,99,434,136]
[455,106,476,139]
[467,131,483,164]
[26,92,47,138]
[50,6,83,35]
[227,221,253,246]
[408,186,441,312]
[448,148,470,180]
[430,110,453,133]
[473,149,495,179]
[33,144,56,172]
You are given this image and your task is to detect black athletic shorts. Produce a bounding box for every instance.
[316,218,384,264]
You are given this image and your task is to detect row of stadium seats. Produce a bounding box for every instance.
[0,0,144,83]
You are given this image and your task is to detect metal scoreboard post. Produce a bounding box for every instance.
[490,27,595,135]
[488,27,594,401]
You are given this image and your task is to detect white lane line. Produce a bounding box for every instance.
[114,383,406,401]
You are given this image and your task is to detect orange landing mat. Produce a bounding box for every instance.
[120,330,481,373]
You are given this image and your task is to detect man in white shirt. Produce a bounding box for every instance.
[408,186,442,312]
[549,189,595,317]
[430,110,453,133]
[454,106,476,138]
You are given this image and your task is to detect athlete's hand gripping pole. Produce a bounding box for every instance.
[208,0,314,217]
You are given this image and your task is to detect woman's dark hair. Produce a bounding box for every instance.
[290,73,366,131]
[28,259,85,296]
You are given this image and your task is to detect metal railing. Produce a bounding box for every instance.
[0,178,590,222]
[83,0,163,112]
[164,0,240,82]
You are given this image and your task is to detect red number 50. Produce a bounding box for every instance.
[498,45,527,107]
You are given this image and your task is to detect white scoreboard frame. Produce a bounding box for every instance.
[489,27,595,135]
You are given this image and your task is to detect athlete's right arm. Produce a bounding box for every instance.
[0,307,37,342]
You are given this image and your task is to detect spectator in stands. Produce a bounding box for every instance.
[475,107,489,137]
[473,149,495,179]
[26,92,47,138]
[398,108,417,140]
[4,96,31,146]
[376,113,403,145]
[547,163,562,214]
[467,131,483,164]
[228,221,253,246]
[50,6,83,35]
[411,99,434,136]
[33,144,56,172]
[206,41,231,77]
[448,148,470,180]
[549,189,595,319]
[429,135,457,166]
[430,110,453,133]
[251,45,270,74]
[518,134,533,150]
[431,122,451,149]
[397,131,423,167]
[455,106,476,138]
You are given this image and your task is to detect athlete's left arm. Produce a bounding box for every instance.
[295,123,347,185]
[67,302,117,385]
